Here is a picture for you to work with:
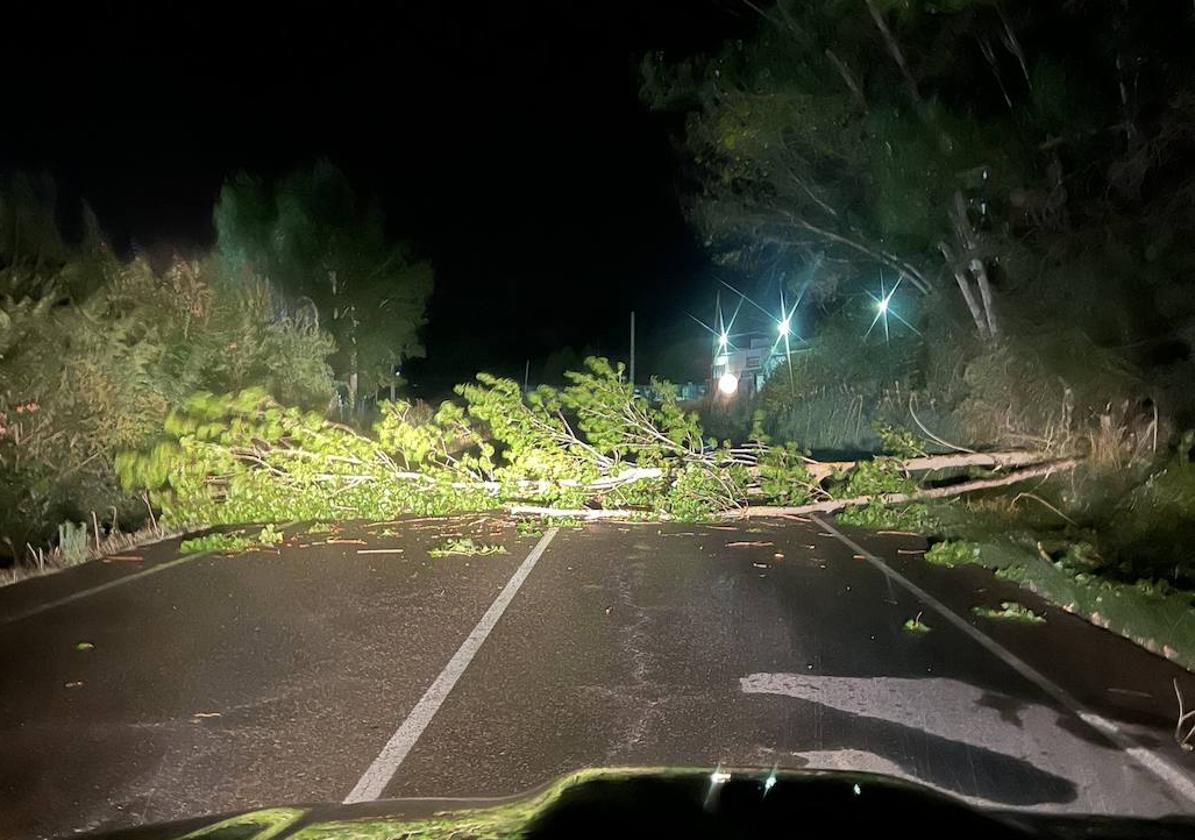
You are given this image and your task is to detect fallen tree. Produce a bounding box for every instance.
[719,458,1083,520]
[117,357,1081,528]
[804,450,1060,485]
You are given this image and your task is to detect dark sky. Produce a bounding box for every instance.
[2,1,753,397]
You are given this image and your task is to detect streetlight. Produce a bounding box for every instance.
[778,318,791,336]
[718,372,739,396]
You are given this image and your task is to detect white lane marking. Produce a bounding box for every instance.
[1,521,300,625]
[811,514,1195,806]
[344,528,560,803]
[3,552,213,624]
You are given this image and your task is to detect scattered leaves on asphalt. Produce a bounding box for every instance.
[428,538,508,557]
[74,641,94,651]
[903,612,931,634]
[972,601,1046,624]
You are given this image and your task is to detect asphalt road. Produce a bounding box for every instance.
[3,514,1195,838]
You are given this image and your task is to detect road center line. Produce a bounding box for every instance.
[344,527,559,804]
[811,514,1195,807]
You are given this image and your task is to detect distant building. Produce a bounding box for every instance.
[711,332,775,398]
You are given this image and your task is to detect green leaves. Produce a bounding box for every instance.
[116,356,837,526]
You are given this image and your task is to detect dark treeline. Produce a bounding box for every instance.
[0,163,432,554]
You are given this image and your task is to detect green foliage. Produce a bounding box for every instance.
[875,425,926,459]
[838,499,935,532]
[754,443,814,506]
[0,187,337,554]
[179,525,285,556]
[257,523,284,546]
[924,541,981,568]
[903,615,931,634]
[115,357,839,528]
[842,460,915,497]
[665,461,746,522]
[972,602,1045,624]
[835,458,935,531]
[179,532,255,555]
[428,538,508,557]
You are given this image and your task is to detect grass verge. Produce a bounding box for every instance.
[924,536,1195,669]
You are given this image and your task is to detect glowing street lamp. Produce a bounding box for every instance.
[777,318,791,336]
[864,273,920,342]
[717,372,739,396]
[718,331,729,347]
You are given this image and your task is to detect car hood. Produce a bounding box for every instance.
[80,767,1195,840]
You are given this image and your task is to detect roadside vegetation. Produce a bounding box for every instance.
[638,0,1195,672]
[0,163,430,573]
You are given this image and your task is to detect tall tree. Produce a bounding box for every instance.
[643,1,1195,342]
[214,161,433,410]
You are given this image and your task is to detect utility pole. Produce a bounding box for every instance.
[523,359,530,394]
[629,310,636,387]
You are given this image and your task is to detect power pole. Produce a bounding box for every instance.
[523,358,530,394]
[629,310,636,387]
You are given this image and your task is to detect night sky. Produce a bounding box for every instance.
[2,2,755,398]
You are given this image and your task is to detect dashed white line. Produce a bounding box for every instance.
[344,527,559,803]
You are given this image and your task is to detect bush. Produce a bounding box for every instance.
[0,248,335,554]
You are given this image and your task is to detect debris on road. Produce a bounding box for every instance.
[74,642,94,651]
[357,548,406,555]
[972,602,1046,624]
[903,613,931,634]
[429,538,508,557]
[726,541,773,548]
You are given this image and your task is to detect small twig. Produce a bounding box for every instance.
[143,492,159,532]
[1010,492,1077,526]
[508,506,650,521]
[909,395,976,454]
[1174,679,1195,750]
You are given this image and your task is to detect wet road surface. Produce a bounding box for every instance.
[2,515,1194,838]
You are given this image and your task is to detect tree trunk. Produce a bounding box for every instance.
[955,268,990,340]
[720,459,1083,519]
[939,241,989,339]
[863,0,921,104]
[971,258,1000,339]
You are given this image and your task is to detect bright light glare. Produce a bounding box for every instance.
[877,296,889,313]
[718,332,729,346]
[778,318,791,336]
[717,372,739,396]
[764,774,777,794]
[710,769,732,785]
